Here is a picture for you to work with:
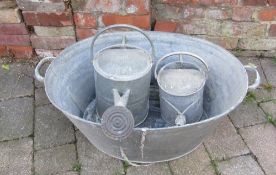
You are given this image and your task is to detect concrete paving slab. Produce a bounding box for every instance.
[34,144,77,175]
[240,124,276,175]
[261,58,276,86]
[204,117,249,160]
[217,155,264,175]
[229,102,266,128]
[0,138,33,175]
[0,97,33,141]
[56,171,79,175]
[0,63,33,99]
[254,88,276,102]
[260,101,276,120]
[76,131,124,175]
[127,163,172,175]
[35,87,50,106]
[35,79,44,88]
[34,105,75,150]
[169,144,215,175]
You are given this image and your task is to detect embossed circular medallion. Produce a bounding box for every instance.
[101,106,134,140]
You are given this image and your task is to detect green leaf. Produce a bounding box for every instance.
[272,56,276,65]
[267,114,276,125]
[244,92,256,103]
[248,63,257,68]
[72,163,81,172]
[2,64,9,71]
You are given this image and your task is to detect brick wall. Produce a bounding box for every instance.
[0,0,275,59]
[0,0,33,59]
[152,0,276,56]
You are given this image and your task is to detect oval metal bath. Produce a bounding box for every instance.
[35,31,260,163]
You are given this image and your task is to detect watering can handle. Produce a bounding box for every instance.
[90,24,155,59]
[154,51,209,79]
[244,65,261,91]
[34,57,55,84]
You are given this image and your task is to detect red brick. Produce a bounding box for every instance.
[7,46,33,59]
[205,8,231,20]
[23,11,73,26]
[0,45,8,57]
[16,0,65,12]
[102,14,151,29]
[160,0,195,5]
[269,24,276,36]
[0,8,22,24]
[160,0,237,5]
[0,0,16,9]
[232,7,254,21]
[0,24,28,35]
[76,28,97,40]
[182,7,205,18]
[202,36,238,50]
[177,20,208,35]
[198,0,221,5]
[30,35,76,50]
[154,21,177,32]
[126,0,150,15]
[269,0,276,5]
[155,5,182,20]
[35,49,62,58]
[242,0,267,5]
[0,35,30,46]
[74,13,97,28]
[71,0,121,13]
[258,9,276,21]
[232,22,266,37]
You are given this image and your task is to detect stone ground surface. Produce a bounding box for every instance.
[0,56,275,175]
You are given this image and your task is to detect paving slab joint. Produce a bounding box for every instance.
[203,143,220,175]
[32,76,35,175]
[167,162,174,175]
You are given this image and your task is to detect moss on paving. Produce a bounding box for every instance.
[72,162,81,172]
[244,92,256,103]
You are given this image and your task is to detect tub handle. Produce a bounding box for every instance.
[155,51,209,79]
[34,57,55,84]
[90,24,155,59]
[244,65,261,91]
[101,89,134,140]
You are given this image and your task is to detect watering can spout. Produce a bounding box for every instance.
[113,89,130,107]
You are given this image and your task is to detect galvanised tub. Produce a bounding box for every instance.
[35,30,260,163]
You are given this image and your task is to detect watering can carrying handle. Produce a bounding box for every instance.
[244,65,261,91]
[34,57,55,84]
[154,51,209,79]
[90,24,155,59]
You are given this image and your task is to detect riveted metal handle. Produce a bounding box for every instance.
[244,65,261,91]
[154,51,209,79]
[90,24,155,59]
[34,57,55,84]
